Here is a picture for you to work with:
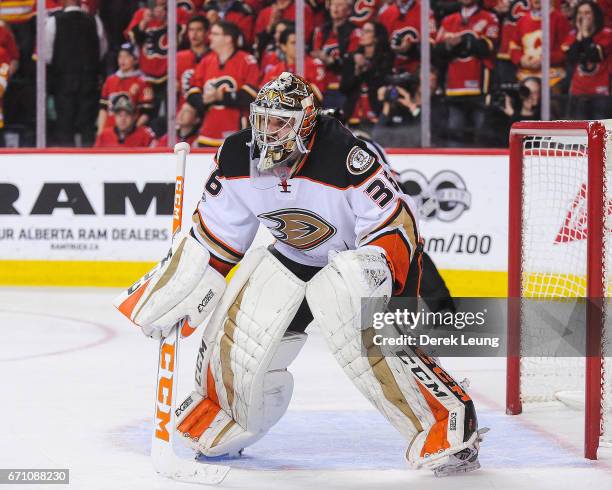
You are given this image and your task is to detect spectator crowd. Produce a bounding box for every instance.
[0,0,610,148]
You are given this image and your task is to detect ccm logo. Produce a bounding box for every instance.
[155,341,176,442]
[173,178,183,223]
[449,411,457,432]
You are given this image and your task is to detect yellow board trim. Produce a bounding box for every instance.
[0,261,508,297]
[441,269,508,297]
[0,260,155,287]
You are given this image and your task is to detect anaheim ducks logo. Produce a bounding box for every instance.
[258,209,337,251]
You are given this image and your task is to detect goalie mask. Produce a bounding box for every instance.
[249,72,319,178]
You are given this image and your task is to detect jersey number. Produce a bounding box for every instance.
[365,175,396,208]
[205,169,223,197]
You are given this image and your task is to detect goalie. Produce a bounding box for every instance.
[115,72,483,477]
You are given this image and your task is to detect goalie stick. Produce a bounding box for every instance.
[150,142,230,485]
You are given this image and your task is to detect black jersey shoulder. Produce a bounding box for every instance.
[297,116,382,188]
[215,128,252,178]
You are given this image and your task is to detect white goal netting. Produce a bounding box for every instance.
[518,124,612,445]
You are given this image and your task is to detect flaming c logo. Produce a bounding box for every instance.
[258,209,337,251]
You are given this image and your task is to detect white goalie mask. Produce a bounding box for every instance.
[249,72,320,177]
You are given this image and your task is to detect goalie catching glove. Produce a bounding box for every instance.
[113,233,227,339]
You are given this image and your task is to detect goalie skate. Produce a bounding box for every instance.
[432,428,489,478]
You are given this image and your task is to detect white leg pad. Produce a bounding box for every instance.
[306,249,478,469]
[177,248,307,456]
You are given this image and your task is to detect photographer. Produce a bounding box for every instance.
[564,0,612,119]
[484,76,540,147]
[372,68,444,147]
[433,0,499,146]
[339,21,394,125]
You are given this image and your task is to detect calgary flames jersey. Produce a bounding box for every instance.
[497,0,530,60]
[378,1,436,73]
[436,7,499,96]
[177,48,206,109]
[312,25,361,89]
[99,70,154,128]
[94,125,155,148]
[563,27,612,96]
[188,50,259,146]
[126,7,190,83]
[509,9,570,84]
[191,116,420,295]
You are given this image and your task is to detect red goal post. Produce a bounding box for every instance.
[506,120,609,460]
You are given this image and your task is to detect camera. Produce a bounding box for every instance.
[489,82,532,112]
[383,73,419,102]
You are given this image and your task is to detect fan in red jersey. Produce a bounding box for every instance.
[564,0,612,118]
[0,20,18,76]
[378,0,436,74]
[255,0,314,49]
[153,102,201,147]
[311,0,361,105]
[186,20,259,146]
[202,0,255,48]
[0,46,11,133]
[433,0,499,146]
[263,26,326,98]
[491,0,530,84]
[509,0,571,85]
[126,0,190,115]
[97,43,154,136]
[95,96,155,148]
[177,16,209,110]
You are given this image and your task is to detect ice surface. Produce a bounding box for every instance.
[0,287,611,489]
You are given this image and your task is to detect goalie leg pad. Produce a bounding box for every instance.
[306,248,478,470]
[177,247,307,456]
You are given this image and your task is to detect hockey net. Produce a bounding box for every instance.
[506,120,612,459]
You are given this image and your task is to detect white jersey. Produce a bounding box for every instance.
[191,116,420,293]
